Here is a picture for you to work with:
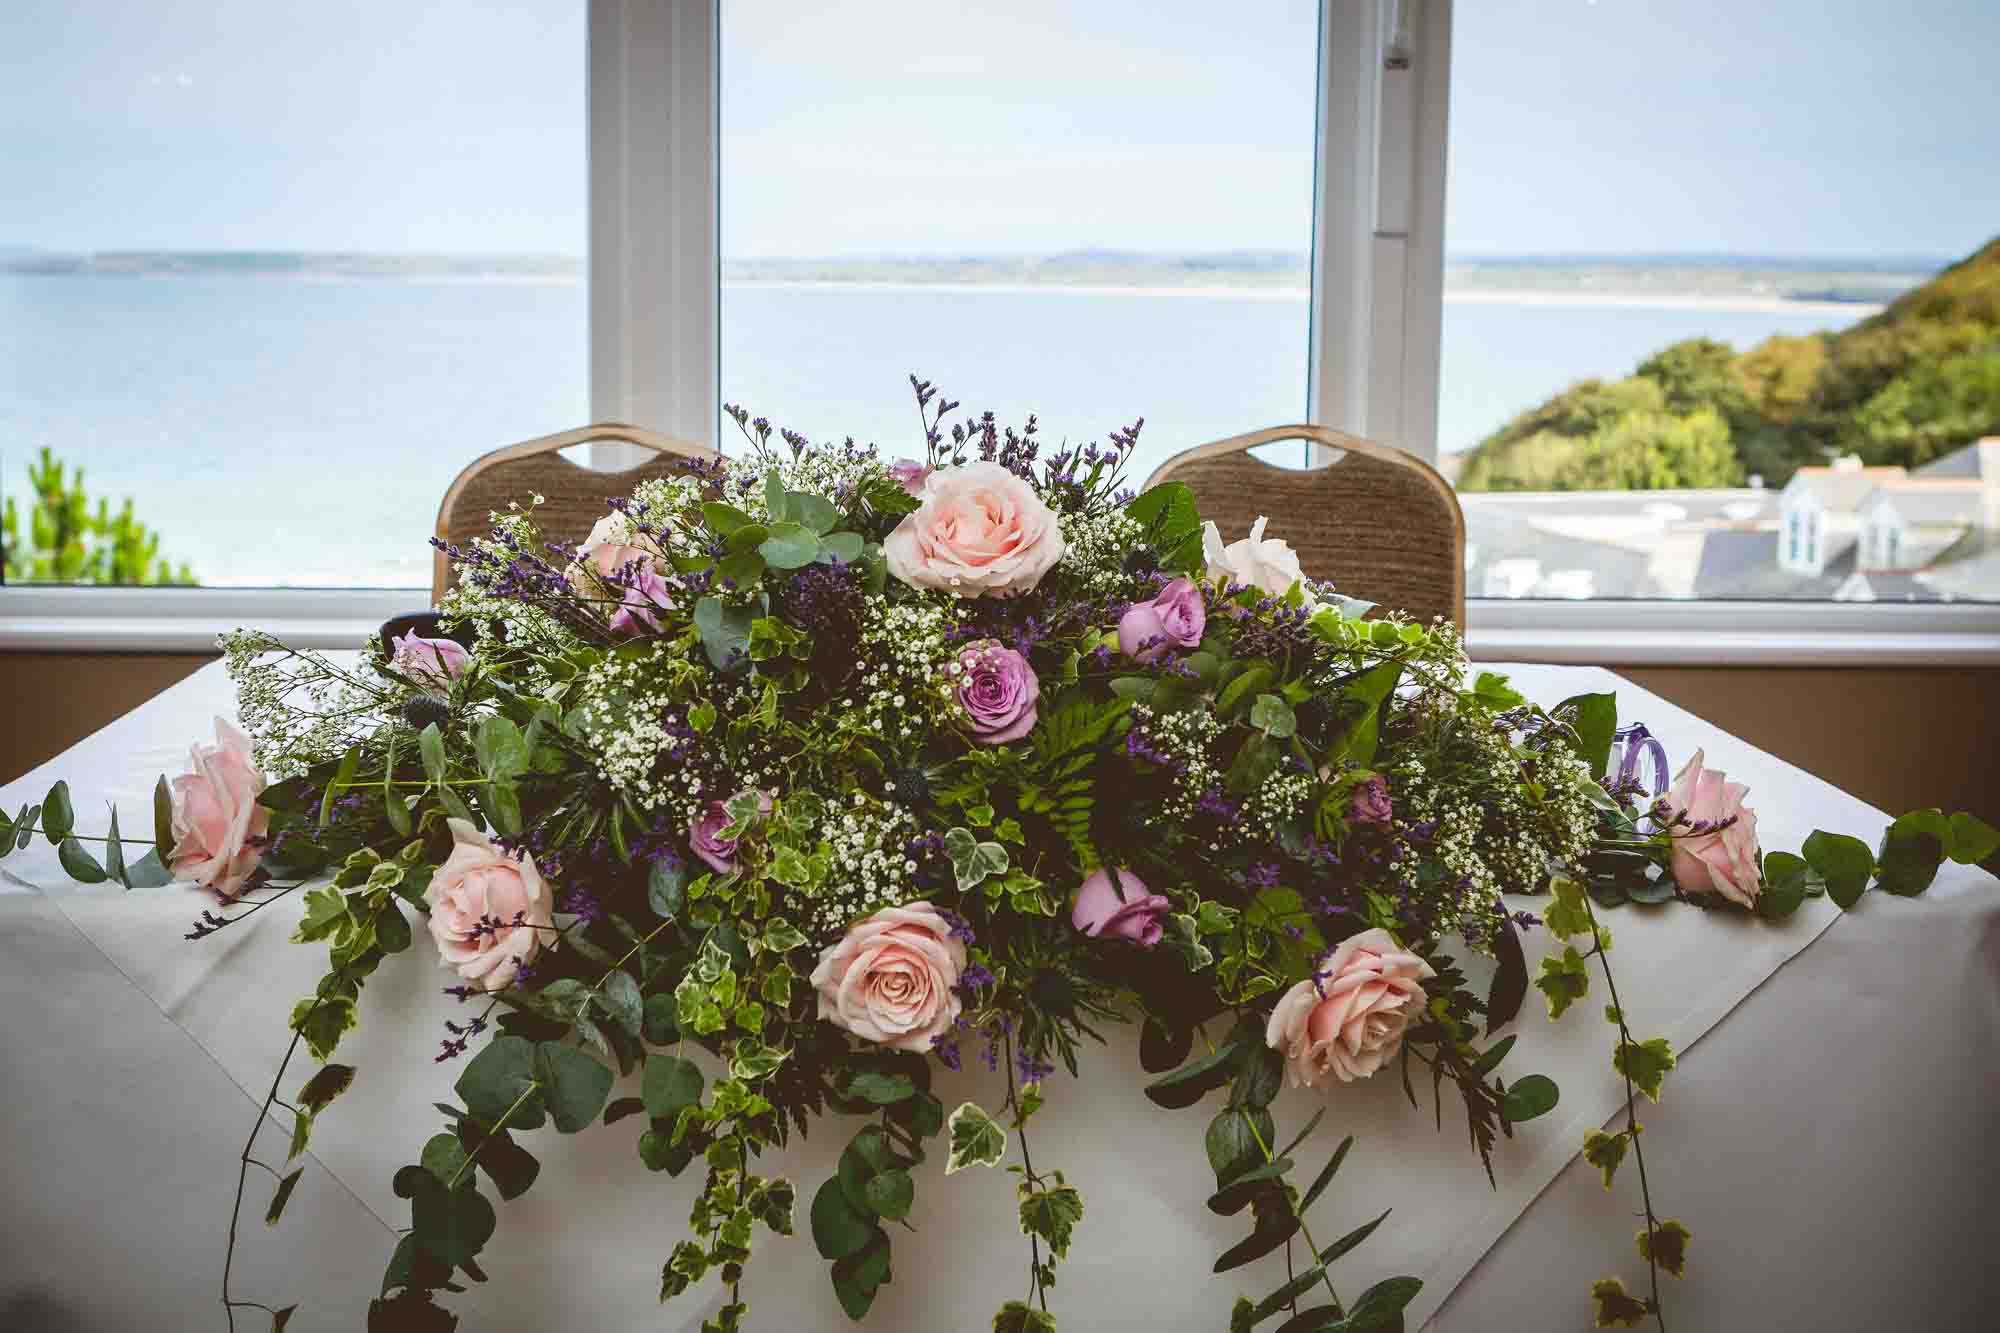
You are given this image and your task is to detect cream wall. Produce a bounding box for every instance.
[2,653,1991,826]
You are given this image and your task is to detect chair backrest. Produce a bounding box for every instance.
[433,423,719,603]
[1144,425,1466,625]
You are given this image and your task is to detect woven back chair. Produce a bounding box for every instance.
[432,423,719,603]
[1145,425,1465,625]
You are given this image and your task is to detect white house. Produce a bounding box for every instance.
[1775,456,1905,575]
[1856,480,1983,570]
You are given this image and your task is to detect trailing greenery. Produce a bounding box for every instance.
[3,445,197,584]
[1458,235,2000,491]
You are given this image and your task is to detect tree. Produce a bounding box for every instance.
[3,447,198,585]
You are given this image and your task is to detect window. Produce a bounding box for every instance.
[7,0,1998,664]
[1441,1,2000,603]
[717,0,1321,482]
[2,0,586,589]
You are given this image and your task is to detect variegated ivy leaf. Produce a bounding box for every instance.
[1590,1277,1652,1328]
[992,1300,1058,1333]
[1637,1218,1690,1278]
[1017,1173,1083,1261]
[1613,1036,1676,1103]
[1581,1128,1629,1189]
[945,1101,1008,1174]
[1534,946,1591,1020]
[944,826,1010,893]
[1543,874,1592,939]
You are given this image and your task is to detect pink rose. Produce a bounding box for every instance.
[1202,516,1313,603]
[569,512,660,589]
[423,818,554,992]
[1117,577,1206,662]
[887,458,933,497]
[1266,928,1434,1087]
[608,563,676,636]
[882,460,1066,597]
[390,631,470,688]
[1663,748,1761,908]
[169,717,270,900]
[1070,867,1171,947]
[955,639,1040,744]
[809,901,967,1051]
[689,790,772,874]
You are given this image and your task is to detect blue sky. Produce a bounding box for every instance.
[3,0,1995,259]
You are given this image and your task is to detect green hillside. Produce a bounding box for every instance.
[1456,235,2000,491]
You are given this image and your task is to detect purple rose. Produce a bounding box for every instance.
[1349,776,1393,825]
[689,790,772,874]
[888,458,933,497]
[390,631,470,687]
[609,564,675,636]
[1117,577,1206,662]
[1070,867,1171,948]
[955,640,1039,744]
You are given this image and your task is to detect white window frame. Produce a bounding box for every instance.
[4,0,1998,665]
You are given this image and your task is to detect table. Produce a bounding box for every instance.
[2,660,1994,1332]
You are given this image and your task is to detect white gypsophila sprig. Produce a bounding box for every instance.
[799,792,925,941]
[221,629,396,779]
[1056,507,1146,597]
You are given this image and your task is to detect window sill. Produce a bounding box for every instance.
[3,586,1997,666]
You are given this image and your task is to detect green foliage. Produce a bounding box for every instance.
[1458,235,2000,489]
[1637,1218,1691,1279]
[3,447,198,584]
[1590,1277,1653,1328]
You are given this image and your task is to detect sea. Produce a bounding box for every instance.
[0,272,1851,587]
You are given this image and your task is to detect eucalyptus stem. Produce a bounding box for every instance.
[1580,894,1667,1333]
[1244,1114,1343,1315]
[445,1079,541,1190]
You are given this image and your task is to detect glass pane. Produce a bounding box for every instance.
[1444,1,2000,602]
[2,1,585,588]
[719,0,1320,483]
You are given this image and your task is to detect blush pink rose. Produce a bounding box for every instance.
[608,564,676,636]
[1663,748,1761,908]
[169,717,270,900]
[1117,577,1206,662]
[882,460,1066,597]
[568,512,661,590]
[809,901,966,1051]
[390,631,470,688]
[1070,867,1171,947]
[423,818,555,991]
[1266,928,1434,1087]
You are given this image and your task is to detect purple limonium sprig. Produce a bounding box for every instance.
[559,884,605,925]
[956,963,995,995]
[936,906,977,945]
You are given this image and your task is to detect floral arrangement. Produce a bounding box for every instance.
[8,380,1994,1333]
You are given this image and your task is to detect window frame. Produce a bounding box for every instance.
[4,0,1997,665]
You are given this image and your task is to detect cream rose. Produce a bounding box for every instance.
[169,717,270,900]
[882,461,1065,597]
[1663,748,1762,908]
[1266,928,1434,1088]
[423,818,555,992]
[809,902,966,1051]
[1202,516,1313,602]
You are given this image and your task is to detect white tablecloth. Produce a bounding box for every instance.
[2,660,1994,1332]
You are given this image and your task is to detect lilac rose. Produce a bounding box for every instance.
[689,790,772,874]
[1117,577,1206,662]
[1349,776,1393,825]
[955,639,1039,744]
[887,458,933,497]
[609,564,675,636]
[390,631,470,687]
[1070,867,1171,948]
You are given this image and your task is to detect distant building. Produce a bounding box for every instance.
[1774,455,1901,576]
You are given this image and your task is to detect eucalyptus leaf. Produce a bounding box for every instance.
[58,836,107,883]
[759,521,821,570]
[153,775,176,859]
[1499,1073,1560,1123]
[103,805,128,887]
[42,780,74,844]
